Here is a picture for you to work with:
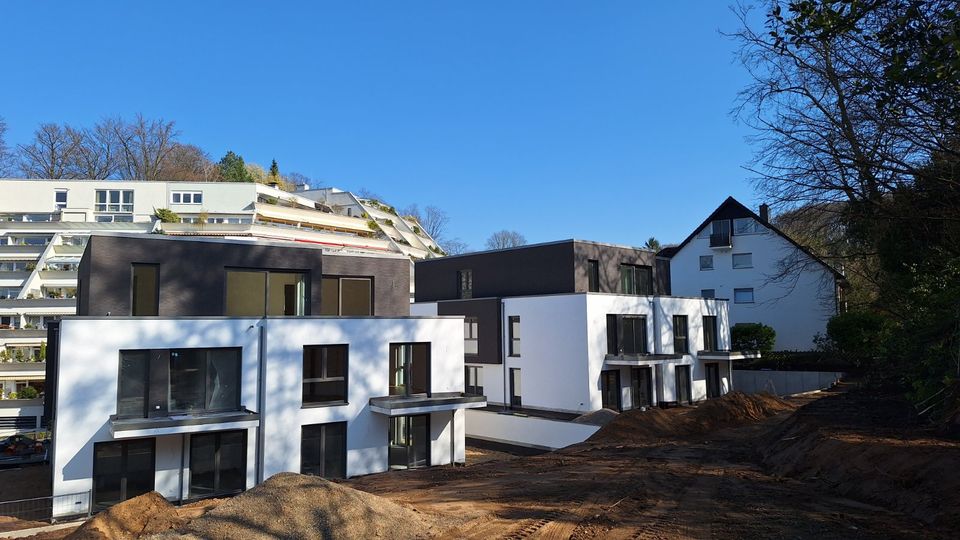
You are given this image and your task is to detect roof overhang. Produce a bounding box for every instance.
[604,353,683,366]
[697,350,761,361]
[109,410,260,439]
[369,392,487,416]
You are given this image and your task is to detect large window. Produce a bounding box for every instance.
[703,316,719,352]
[389,343,430,396]
[699,255,714,271]
[508,316,520,356]
[225,269,307,316]
[303,345,348,406]
[131,264,159,316]
[606,315,648,355]
[734,218,764,235]
[464,317,479,357]
[457,269,473,299]
[673,315,689,354]
[734,288,755,304]
[190,431,246,498]
[732,253,753,269]
[117,351,149,418]
[93,439,155,511]
[587,259,600,292]
[319,276,371,316]
[95,189,134,213]
[620,264,653,295]
[169,349,241,413]
[301,422,346,479]
[465,366,483,395]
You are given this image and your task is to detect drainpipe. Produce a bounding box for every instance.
[649,298,660,354]
[178,434,186,504]
[500,299,508,410]
[255,319,267,484]
[450,410,455,465]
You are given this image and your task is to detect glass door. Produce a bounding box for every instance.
[388,415,430,469]
[631,367,653,408]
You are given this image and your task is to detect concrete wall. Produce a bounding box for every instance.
[51,316,465,511]
[465,409,599,450]
[0,398,44,437]
[734,369,843,396]
[669,218,837,350]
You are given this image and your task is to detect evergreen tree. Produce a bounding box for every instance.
[218,151,252,182]
[269,159,279,179]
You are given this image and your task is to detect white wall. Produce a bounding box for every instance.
[51,316,466,511]
[669,221,837,350]
[465,409,599,450]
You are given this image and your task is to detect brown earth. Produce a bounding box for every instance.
[32,387,960,539]
[66,493,221,540]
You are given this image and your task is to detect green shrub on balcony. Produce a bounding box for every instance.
[153,208,181,223]
[18,386,37,399]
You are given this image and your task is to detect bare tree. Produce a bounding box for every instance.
[113,114,179,180]
[440,238,470,255]
[0,117,13,176]
[485,230,527,250]
[16,123,82,178]
[161,143,218,181]
[402,204,450,242]
[70,120,121,179]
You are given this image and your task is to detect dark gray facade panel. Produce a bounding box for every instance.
[437,298,502,365]
[415,242,576,302]
[572,242,666,295]
[78,235,408,317]
[321,254,410,317]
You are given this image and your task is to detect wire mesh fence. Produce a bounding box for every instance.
[0,490,90,523]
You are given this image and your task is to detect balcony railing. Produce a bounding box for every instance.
[709,232,732,248]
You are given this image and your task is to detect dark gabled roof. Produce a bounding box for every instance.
[665,196,845,280]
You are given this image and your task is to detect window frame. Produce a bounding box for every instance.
[587,259,600,292]
[319,275,373,316]
[130,263,160,316]
[302,344,349,407]
[54,189,68,210]
[464,365,483,395]
[619,264,654,295]
[699,255,714,271]
[463,317,479,358]
[169,348,242,414]
[702,316,719,352]
[189,430,247,498]
[171,191,203,205]
[672,315,689,354]
[701,289,715,299]
[606,314,649,355]
[457,269,473,299]
[301,421,347,480]
[508,316,521,357]
[224,268,310,316]
[732,253,753,269]
[733,287,755,304]
[95,189,134,213]
[389,342,431,397]
[92,438,156,511]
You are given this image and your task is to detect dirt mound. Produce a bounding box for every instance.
[169,472,438,540]
[589,392,793,444]
[572,408,619,426]
[68,492,185,540]
[763,390,960,530]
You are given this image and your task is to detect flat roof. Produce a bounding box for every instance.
[417,238,658,262]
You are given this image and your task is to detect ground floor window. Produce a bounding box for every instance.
[705,362,721,399]
[93,438,155,511]
[675,365,692,404]
[465,366,483,395]
[600,370,622,411]
[509,368,522,408]
[301,422,347,479]
[190,431,246,498]
[388,415,429,469]
[631,367,653,409]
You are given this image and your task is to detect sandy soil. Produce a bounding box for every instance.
[347,391,954,539]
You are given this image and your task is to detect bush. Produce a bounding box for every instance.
[731,323,776,352]
[153,208,181,223]
[7,392,17,399]
[821,311,894,368]
[18,386,38,399]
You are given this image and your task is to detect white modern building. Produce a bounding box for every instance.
[0,178,443,400]
[45,234,480,516]
[662,197,845,351]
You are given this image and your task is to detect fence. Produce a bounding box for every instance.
[734,369,844,396]
[0,491,90,523]
[466,409,600,450]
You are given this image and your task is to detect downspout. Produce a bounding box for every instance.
[450,410,455,465]
[649,298,660,354]
[255,319,267,484]
[179,434,186,504]
[501,299,508,410]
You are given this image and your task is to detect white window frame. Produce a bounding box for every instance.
[54,189,68,210]
[733,288,755,304]
[95,190,134,213]
[171,191,203,205]
[734,218,764,235]
[699,255,714,271]
[732,253,753,269]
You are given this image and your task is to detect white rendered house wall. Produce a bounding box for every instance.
[669,221,837,350]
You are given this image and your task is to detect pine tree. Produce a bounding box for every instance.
[269,159,279,179]
[218,151,251,182]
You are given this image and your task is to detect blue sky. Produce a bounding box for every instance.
[1,1,760,249]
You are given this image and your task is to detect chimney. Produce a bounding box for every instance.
[759,203,770,223]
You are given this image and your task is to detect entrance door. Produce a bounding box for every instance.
[509,368,522,408]
[675,365,692,404]
[705,362,721,399]
[389,415,430,469]
[631,367,653,408]
[600,370,621,411]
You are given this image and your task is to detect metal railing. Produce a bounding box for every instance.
[0,491,91,523]
[709,232,731,248]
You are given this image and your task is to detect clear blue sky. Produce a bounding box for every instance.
[1,1,761,250]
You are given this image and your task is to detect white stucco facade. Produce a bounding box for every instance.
[669,215,840,351]
[50,316,475,515]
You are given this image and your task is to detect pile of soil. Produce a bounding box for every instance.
[589,391,793,444]
[164,473,439,540]
[572,408,619,426]
[68,492,186,540]
[763,389,960,530]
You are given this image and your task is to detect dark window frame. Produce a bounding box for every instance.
[508,316,520,357]
[587,259,600,292]
[732,252,753,269]
[600,369,622,412]
[733,288,755,304]
[92,438,156,511]
[301,421,347,479]
[189,430,247,499]
[319,275,374,316]
[464,365,483,395]
[389,342,431,397]
[302,344,349,407]
[169,348,243,414]
[464,317,479,358]
[606,314,649,355]
[457,269,473,299]
[701,289,716,299]
[223,267,311,317]
[702,316,719,352]
[619,264,654,295]
[672,315,689,355]
[130,263,160,316]
[117,350,150,419]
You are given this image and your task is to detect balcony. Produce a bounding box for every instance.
[604,353,683,367]
[109,409,260,439]
[697,350,762,361]
[369,392,487,416]
[709,232,732,249]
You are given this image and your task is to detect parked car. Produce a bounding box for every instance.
[0,434,48,463]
